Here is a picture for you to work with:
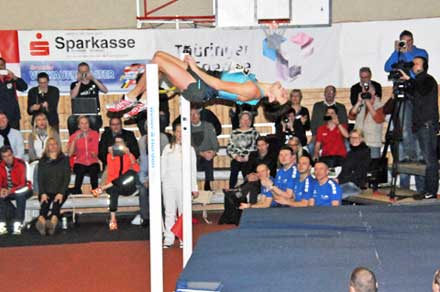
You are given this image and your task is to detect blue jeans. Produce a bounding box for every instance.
[414,121,439,195]
[138,182,149,221]
[341,182,361,199]
[0,191,32,223]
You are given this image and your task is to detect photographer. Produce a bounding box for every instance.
[313,106,349,167]
[276,108,307,146]
[350,67,382,107]
[399,57,439,200]
[349,83,385,159]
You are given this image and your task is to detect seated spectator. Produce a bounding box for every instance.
[102,135,140,230]
[67,116,100,194]
[287,136,312,163]
[310,161,342,206]
[0,112,24,159]
[337,130,371,198]
[350,67,382,107]
[433,269,440,292]
[349,267,378,292]
[28,112,61,162]
[0,146,32,235]
[260,146,299,201]
[229,103,258,130]
[243,136,278,179]
[349,85,385,159]
[132,122,169,227]
[98,117,139,169]
[36,138,71,236]
[313,106,349,167]
[161,120,198,248]
[27,72,60,132]
[0,57,28,130]
[274,155,315,207]
[190,106,219,191]
[239,163,276,209]
[227,111,259,188]
[275,108,307,145]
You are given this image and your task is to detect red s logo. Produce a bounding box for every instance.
[30,33,49,56]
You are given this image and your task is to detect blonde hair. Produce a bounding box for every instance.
[31,113,56,139]
[42,137,62,159]
[350,128,364,138]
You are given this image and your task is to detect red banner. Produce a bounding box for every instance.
[0,30,19,63]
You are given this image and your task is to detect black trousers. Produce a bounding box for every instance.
[72,163,100,194]
[39,193,67,219]
[229,159,247,189]
[107,183,137,212]
[197,156,214,182]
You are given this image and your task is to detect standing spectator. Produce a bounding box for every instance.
[384,30,428,192]
[349,85,385,159]
[274,155,315,207]
[67,116,100,194]
[98,117,139,170]
[337,129,371,198]
[190,106,219,191]
[349,267,378,292]
[0,58,28,130]
[226,111,259,188]
[36,138,71,236]
[0,112,24,159]
[310,161,342,207]
[28,112,61,162]
[229,103,258,130]
[27,72,60,132]
[104,135,140,230]
[313,106,349,167]
[161,120,198,248]
[400,57,439,200]
[350,67,382,106]
[70,62,108,132]
[275,108,307,145]
[0,146,32,235]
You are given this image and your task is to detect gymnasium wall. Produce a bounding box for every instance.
[1,0,440,30]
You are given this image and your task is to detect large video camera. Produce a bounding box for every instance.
[388,60,413,82]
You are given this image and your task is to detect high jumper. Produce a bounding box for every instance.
[107,51,291,120]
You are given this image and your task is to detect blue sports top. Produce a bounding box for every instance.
[292,175,315,202]
[218,72,264,105]
[312,179,342,206]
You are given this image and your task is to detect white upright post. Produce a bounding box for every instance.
[135,0,142,28]
[146,64,163,292]
[180,96,193,267]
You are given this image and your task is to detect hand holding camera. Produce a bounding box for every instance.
[394,40,407,53]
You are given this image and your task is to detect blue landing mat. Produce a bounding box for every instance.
[179,205,440,292]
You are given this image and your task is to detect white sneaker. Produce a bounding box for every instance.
[0,222,8,235]
[12,222,23,235]
[131,214,142,225]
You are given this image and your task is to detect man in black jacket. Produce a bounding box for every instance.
[349,67,382,106]
[0,58,28,130]
[98,117,140,169]
[400,56,439,200]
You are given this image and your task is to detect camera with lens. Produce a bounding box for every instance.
[323,115,332,121]
[360,82,372,100]
[388,60,413,82]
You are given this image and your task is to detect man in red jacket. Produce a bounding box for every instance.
[0,145,32,235]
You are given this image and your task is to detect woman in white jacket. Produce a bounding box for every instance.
[161,120,198,248]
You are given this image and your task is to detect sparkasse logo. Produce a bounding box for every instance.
[30,33,50,56]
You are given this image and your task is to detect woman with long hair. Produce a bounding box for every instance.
[28,112,61,162]
[35,137,71,236]
[161,120,198,248]
[66,116,100,194]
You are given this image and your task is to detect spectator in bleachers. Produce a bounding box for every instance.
[239,163,276,209]
[104,135,140,230]
[275,89,309,146]
[161,120,198,248]
[190,106,219,191]
[0,57,28,130]
[260,146,299,201]
[309,161,342,206]
[349,67,382,107]
[0,111,24,159]
[36,137,71,236]
[227,111,259,188]
[433,269,440,292]
[199,105,222,136]
[67,116,100,194]
[27,72,60,132]
[131,121,168,227]
[243,136,277,179]
[273,155,315,207]
[313,106,349,167]
[349,84,385,159]
[310,85,348,153]
[337,129,371,198]
[349,267,378,292]
[98,117,139,169]
[286,136,312,163]
[0,146,32,235]
[70,62,108,132]
[229,103,258,130]
[28,112,61,162]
